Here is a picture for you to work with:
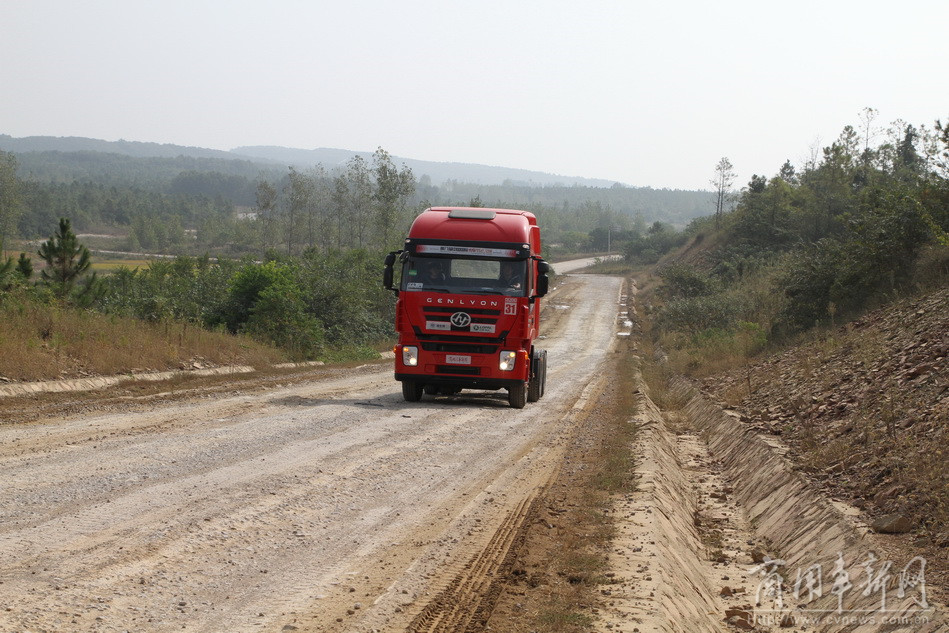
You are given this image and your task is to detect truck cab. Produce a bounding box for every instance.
[383,207,550,408]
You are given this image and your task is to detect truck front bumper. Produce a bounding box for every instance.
[395,345,529,389]
[394,372,524,391]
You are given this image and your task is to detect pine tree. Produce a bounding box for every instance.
[37,217,94,298]
[16,252,32,280]
[0,254,13,291]
[711,157,736,228]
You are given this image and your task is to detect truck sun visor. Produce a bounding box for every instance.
[416,244,520,258]
[448,209,497,220]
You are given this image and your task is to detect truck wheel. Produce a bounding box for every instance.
[539,350,548,398]
[402,380,424,402]
[528,370,541,402]
[508,382,527,409]
[528,349,547,402]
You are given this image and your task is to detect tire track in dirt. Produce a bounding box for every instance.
[401,364,613,633]
[406,497,537,633]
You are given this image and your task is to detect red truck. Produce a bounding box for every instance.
[383,207,550,408]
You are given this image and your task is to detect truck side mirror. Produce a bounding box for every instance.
[383,251,398,292]
[535,260,550,297]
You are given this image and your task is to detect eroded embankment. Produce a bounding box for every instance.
[594,369,945,633]
[673,379,946,633]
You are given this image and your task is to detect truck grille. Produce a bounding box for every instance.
[420,341,498,354]
[413,305,509,355]
[435,365,481,375]
[424,307,501,316]
[414,332,504,354]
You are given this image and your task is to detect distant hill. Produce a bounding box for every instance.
[0,134,257,161]
[230,145,622,188]
[0,135,625,188]
[1,134,713,228]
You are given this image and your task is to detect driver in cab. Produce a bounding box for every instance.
[499,261,523,291]
[423,260,447,285]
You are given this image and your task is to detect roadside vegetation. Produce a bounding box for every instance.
[0,291,284,381]
[3,111,946,384]
[0,141,665,381]
[628,112,949,376]
[628,111,949,566]
[1,226,393,379]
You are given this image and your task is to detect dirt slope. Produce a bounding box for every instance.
[701,287,948,587]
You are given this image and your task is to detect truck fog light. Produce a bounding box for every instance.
[402,346,419,366]
[499,350,517,371]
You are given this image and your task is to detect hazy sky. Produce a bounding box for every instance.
[3,0,948,190]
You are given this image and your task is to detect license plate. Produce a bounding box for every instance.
[446,355,471,365]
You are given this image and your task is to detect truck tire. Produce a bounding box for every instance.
[539,350,547,398]
[508,382,527,409]
[528,349,547,402]
[528,369,540,403]
[402,380,424,402]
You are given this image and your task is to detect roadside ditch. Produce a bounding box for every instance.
[481,275,946,633]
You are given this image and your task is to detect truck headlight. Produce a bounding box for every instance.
[402,346,419,366]
[499,350,517,371]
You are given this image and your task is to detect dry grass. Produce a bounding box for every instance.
[583,258,634,275]
[661,327,768,379]
[89,258,151,271]
[639,259,783,380]
[535,610,595,629]
[0,292,286,381]
[531,309,641,631]
[5,246,149,273]
[592,345,641,494]
[637,335,690,411]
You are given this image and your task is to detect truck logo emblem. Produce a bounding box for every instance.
[450,312,472,328]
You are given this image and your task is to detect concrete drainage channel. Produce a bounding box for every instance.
[598,373,723,632]
[598,370,945,633]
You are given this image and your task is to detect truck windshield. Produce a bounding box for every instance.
[401,257,527,296]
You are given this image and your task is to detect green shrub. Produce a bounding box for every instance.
[245,278,325,359]
[659,293,746,333]
[658,262,715,299]
[776,239,843,332]
[777,188,931,332]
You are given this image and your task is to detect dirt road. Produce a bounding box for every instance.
[0,273,623,632]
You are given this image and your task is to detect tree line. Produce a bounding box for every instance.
[2,143,715,259]
[254,148,416,255]
[0,142,683,361]
[646,110,949,351]
[1,215,393,360]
